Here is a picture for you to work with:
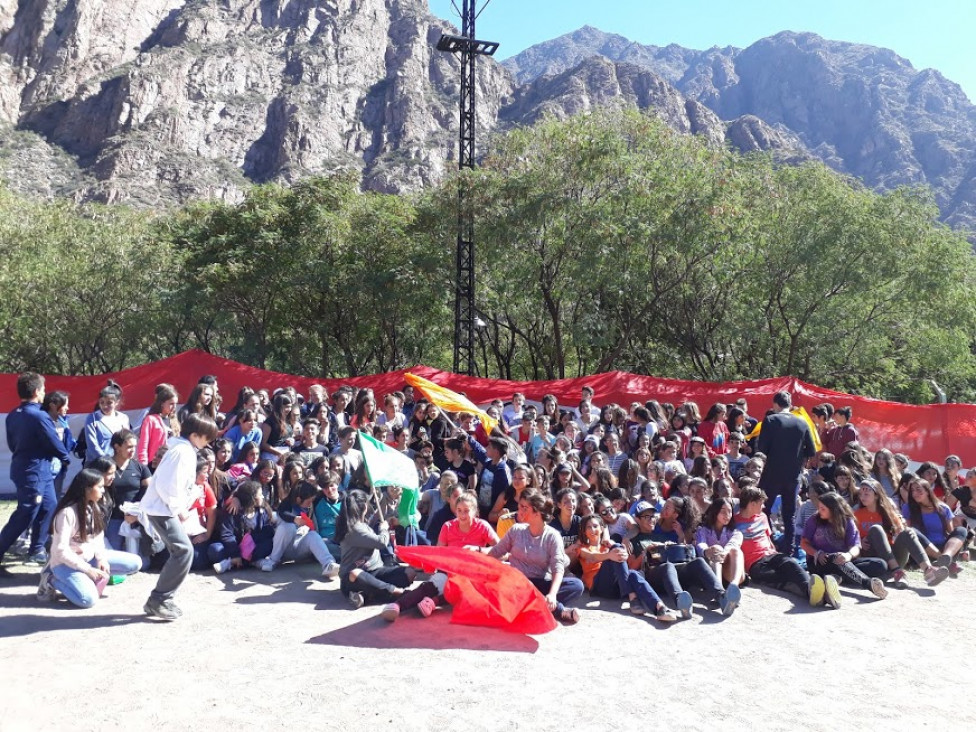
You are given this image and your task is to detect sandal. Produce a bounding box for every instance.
[560,608,580,625]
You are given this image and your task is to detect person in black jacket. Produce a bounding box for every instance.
[756,391,816,554]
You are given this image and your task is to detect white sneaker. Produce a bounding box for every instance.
[258,558,275,572]
[381,603,400,622]
[418,596,437,617]
[213,559,231,574]
[36,568,56,602]
[322,562,340,579]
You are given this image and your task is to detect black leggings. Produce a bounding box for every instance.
[748,553,811,599]
[340,565,412,605]
[806,554,887,589]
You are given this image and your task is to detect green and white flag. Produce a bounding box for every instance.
[358,430,419,490]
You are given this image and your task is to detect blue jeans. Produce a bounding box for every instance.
[528,575,585,616]
[591,551,665,611]
[0,475,57,558]
[51,550,142,608]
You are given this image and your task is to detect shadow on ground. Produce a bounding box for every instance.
[306,609,541,653]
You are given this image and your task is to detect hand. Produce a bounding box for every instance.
[545,594,558,612]
[97,559,110,574]
[227,497,241,515]
[608,546,627,562]
[192,533,209,545]
[815,550,828,566]
[177,512,189,523]
[832,552,849,566]
[463,545,484,552]
[378,521,390,533]
[87,567,109,581]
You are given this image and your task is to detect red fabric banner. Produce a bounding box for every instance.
[395,545,558,634]
[3,350,974,465]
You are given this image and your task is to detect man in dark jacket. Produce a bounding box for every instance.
[756,391,816,554]
[0,373,71,573]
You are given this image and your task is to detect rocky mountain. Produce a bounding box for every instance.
[0,0,513,205]
[0,4,972,235]
[505,26,976,232]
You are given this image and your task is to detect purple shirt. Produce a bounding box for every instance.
[802,515,859,553]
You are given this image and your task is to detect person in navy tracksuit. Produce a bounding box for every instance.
[0,373,71,573]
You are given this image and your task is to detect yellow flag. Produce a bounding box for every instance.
[404,373,499,436]
[745,406,822,453]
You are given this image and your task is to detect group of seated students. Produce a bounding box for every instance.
[35,376,974,629]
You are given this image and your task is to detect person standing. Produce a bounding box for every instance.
[138,413,218,620]
[756,391,816,554]
[0,373,71,573]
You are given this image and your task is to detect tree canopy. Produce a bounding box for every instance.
[0,107,973,403]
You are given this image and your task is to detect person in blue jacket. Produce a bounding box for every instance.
[0,373,71,573]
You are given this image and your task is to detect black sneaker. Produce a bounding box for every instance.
[144,599,180,621]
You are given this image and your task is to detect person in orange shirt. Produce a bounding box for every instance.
[854,478,948,588]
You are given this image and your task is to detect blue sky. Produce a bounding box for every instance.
[427,0,976,101]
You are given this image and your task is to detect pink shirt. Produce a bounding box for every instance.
[438,518,498,548]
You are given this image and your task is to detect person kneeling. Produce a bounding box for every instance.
[39,469,141,607]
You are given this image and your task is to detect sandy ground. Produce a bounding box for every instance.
[2,501,976,731]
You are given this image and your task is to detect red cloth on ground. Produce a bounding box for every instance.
[395,545,558,634]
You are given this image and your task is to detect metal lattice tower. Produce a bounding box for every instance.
[436,2,498,376]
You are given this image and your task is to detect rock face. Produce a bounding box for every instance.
[0,0,513,205]
[0,7,973,232]
[504,27,976,232]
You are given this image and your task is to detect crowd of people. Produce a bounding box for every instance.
[1,371,972,627]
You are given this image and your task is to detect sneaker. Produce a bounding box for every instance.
[924,564,949,586]
[629,599,647,616]
[322,562,340,579]
[676,591,693,620]
[159,599,183,617]
[36,568,56,602]
[257,558,275,572]
[719,583,741,617]
[27,549,49,565]
[891,568,907,588]
[213,559,231,574]
[10,537,30,557]
[347,591,365,609]
[949,561,963,578]
[823,575,842,609]
[380,602,400,622]
[809,574,825,606]
[869,577,888,600]
[144,599,180,621]
[654,605,679,623]
[934,554,951,569]
[958,550,970,562]
[418,596,437,617]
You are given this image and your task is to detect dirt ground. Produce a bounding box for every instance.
[2,499,976,731]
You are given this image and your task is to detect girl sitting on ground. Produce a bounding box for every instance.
[38,469,142,607]
[902,476,968,577]
[337,490,415,609]
[800,491,888,601]
[854,478,948,588]
[475,487,584,625]
[578,513,678,624]
[209,480,276,573]
[695,497,745,588]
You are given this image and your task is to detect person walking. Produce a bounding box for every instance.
[756,391,816,554]
[138,413,218,620]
